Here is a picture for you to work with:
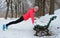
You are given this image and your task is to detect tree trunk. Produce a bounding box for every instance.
[35,0,45,17]
[42,0,45,16]
[18,0,21,17]
[35,0,41,17]
[10,0,13,18]
[15,2,18,18]
[22,2,24,14]
[15,4,17,18]
[5,0,10,19]
[49,0,55,15]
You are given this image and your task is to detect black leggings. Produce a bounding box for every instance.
[6,16,24,27]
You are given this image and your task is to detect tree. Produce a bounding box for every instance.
[5,0,14,19]
[17,0,22,17]
[42,0,45,16]
[35,0,41,17]
[49,0,55,15]
[10,0,13,18]
[14,0,18,18]
[35,0,45,17]
[22,2,24,14]
[5,0,10,19]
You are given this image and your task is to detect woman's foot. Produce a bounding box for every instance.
[2,24,8,31]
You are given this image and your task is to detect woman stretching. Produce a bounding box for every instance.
[2,6,39,31]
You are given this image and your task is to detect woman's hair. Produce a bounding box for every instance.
[34,6,39,9]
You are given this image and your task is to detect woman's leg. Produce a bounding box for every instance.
[6,16,24,27]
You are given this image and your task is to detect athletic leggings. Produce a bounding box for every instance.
[6,16,24,27]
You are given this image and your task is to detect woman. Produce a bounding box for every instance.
[2,6,39,31]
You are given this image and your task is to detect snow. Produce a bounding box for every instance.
[0,9,60,38]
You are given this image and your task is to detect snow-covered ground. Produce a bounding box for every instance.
[0,9,60,38]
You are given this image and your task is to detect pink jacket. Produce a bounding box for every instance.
[23,8,35,24]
